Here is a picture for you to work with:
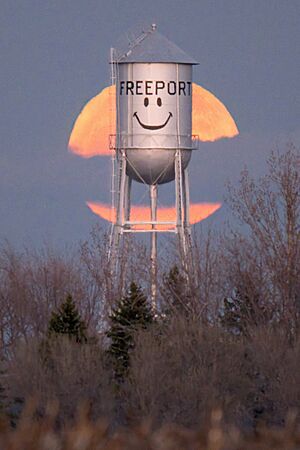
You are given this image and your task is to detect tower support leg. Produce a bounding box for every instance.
[109,150,127,296]
[175,150,189,270]
[183,168,190,228]
[182,167,195,284]
[124,176,132,223]
[108,148,195,307]
[150,184,158,311]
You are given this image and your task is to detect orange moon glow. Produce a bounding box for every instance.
[68,83,238,158]
[69,83,238,226]
[87,201,222,230]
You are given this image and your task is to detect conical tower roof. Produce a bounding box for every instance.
[117,25,198,65]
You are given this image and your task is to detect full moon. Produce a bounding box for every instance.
[68,83,238,158]
[68,83,238,225]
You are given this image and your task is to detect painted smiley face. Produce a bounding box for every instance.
[133,96,173,130]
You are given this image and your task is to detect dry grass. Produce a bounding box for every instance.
[0,404,300,450]
[4,322,300,431]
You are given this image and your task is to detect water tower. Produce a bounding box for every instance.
[109,25,198,307]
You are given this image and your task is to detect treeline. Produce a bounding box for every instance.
[0,144,299,433]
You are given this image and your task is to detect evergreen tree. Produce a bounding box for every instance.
[107,282,153,380]
[48,294,87,343]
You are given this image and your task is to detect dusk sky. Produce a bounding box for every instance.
[1,0,299,247]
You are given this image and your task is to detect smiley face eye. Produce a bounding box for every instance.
[157,97,162,107]
[144,97,149,107]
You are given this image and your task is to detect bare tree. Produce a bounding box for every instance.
[121,317,255,428]
[158,228,223,321]
[0,239,106,355]
[225,144,300,330]
[192,228,223,320]
[80,225,151,314]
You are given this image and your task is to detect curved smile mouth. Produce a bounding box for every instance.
[133,112,173,130]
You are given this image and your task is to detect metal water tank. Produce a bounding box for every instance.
[116,25,198,185]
